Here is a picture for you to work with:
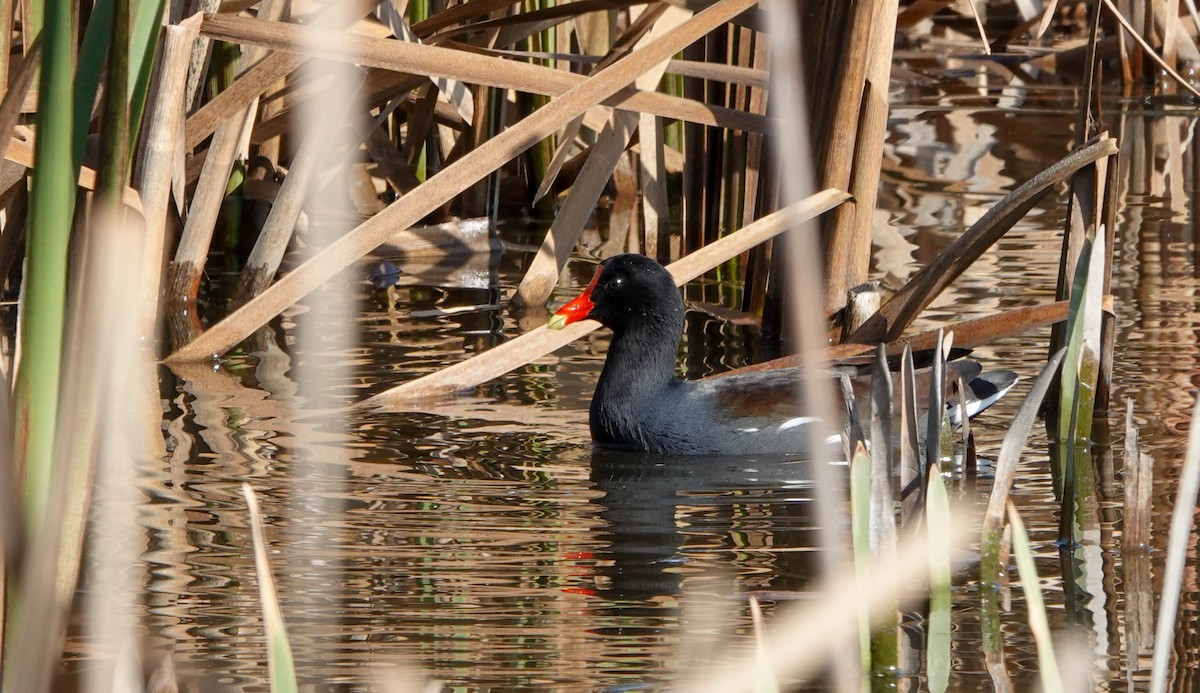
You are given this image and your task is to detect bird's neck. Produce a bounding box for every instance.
[594,317,682,405]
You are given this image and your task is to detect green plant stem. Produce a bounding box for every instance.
[96,0,130,202]
[15,0,75,543]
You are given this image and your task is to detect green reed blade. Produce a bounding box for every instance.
[4,0,77,684]
[14,0,76,539]
[243,484,299,693]
[850,440,872,679]
[980,348,1065,655]
[926,465,951,693]
[127,0,167,158]
[1056,229,1104,544]
[868,346,897,688]
[95,0,129,201]
[73,0,114,172]
[1006,503,1062,693]
[1057,229,1104,448]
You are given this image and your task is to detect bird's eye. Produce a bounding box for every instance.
[608,276,624,289]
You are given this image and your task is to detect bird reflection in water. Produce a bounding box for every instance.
[586,448,826,601]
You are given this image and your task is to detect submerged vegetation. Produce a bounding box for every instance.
[0,0,1196,689]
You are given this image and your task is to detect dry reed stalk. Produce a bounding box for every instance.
[821,0,897,315]
[185,52,305,149]
[1102,0,1200,98]
[365,120,422,193]
[1122,400,1154,673]
[1051,152,1108,361]
[737,31,767,222]
[480,48,769,87]
[232,70,367,306]
[513,5,690,308]
[531,113,588,202]
[185,0,393,150]
[639,111,669,262]
[724,25,751,267]
[733,299,1100,374]
[831,0,898,315]
[164,112,253,306]
[0,0,13,93]
[1095,160,1120,412]
[200,14,770,133]
[167,0,762,363]
[403,83,440,169]
[168,0,291,309]
[844,282,880,335]
[377,0,475,121]
[630,5,670,263]
[680,42,704,256]
[847,137,1118,344]
[741,31,769,314]
[184,0,222,110]
[0,35,40,165]
[1158,0,1181,74]
[363,187,849,403]
[3,131,145,211]
[895,0,953,28]
[135,22,199,344]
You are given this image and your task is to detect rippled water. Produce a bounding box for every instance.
[64,74,1200,690]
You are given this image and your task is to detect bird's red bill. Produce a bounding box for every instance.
[548,266,602,329]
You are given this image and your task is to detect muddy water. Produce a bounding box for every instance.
[73,90,1200,689]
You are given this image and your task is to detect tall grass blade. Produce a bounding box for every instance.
[12,0,76,536]
[981,348,1066,652]
[850,440,872,679]
[899,344,921,527]
[127,0,168,155]
[1148,395,1200,693]
[868,345,897,684]
[95,0,131,202]
[243,484,299,693]
[80,211,156,693]
[1057,229,1105,447]
[1006,503,1063,693]
[748,596,779,693]
[926,465,952,693]
[1056,229,1104,545]
[924,329,946,476]
[74,0,114,170]
[680,520,971,691]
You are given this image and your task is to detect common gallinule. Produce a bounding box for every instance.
[548,253,1017,456]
